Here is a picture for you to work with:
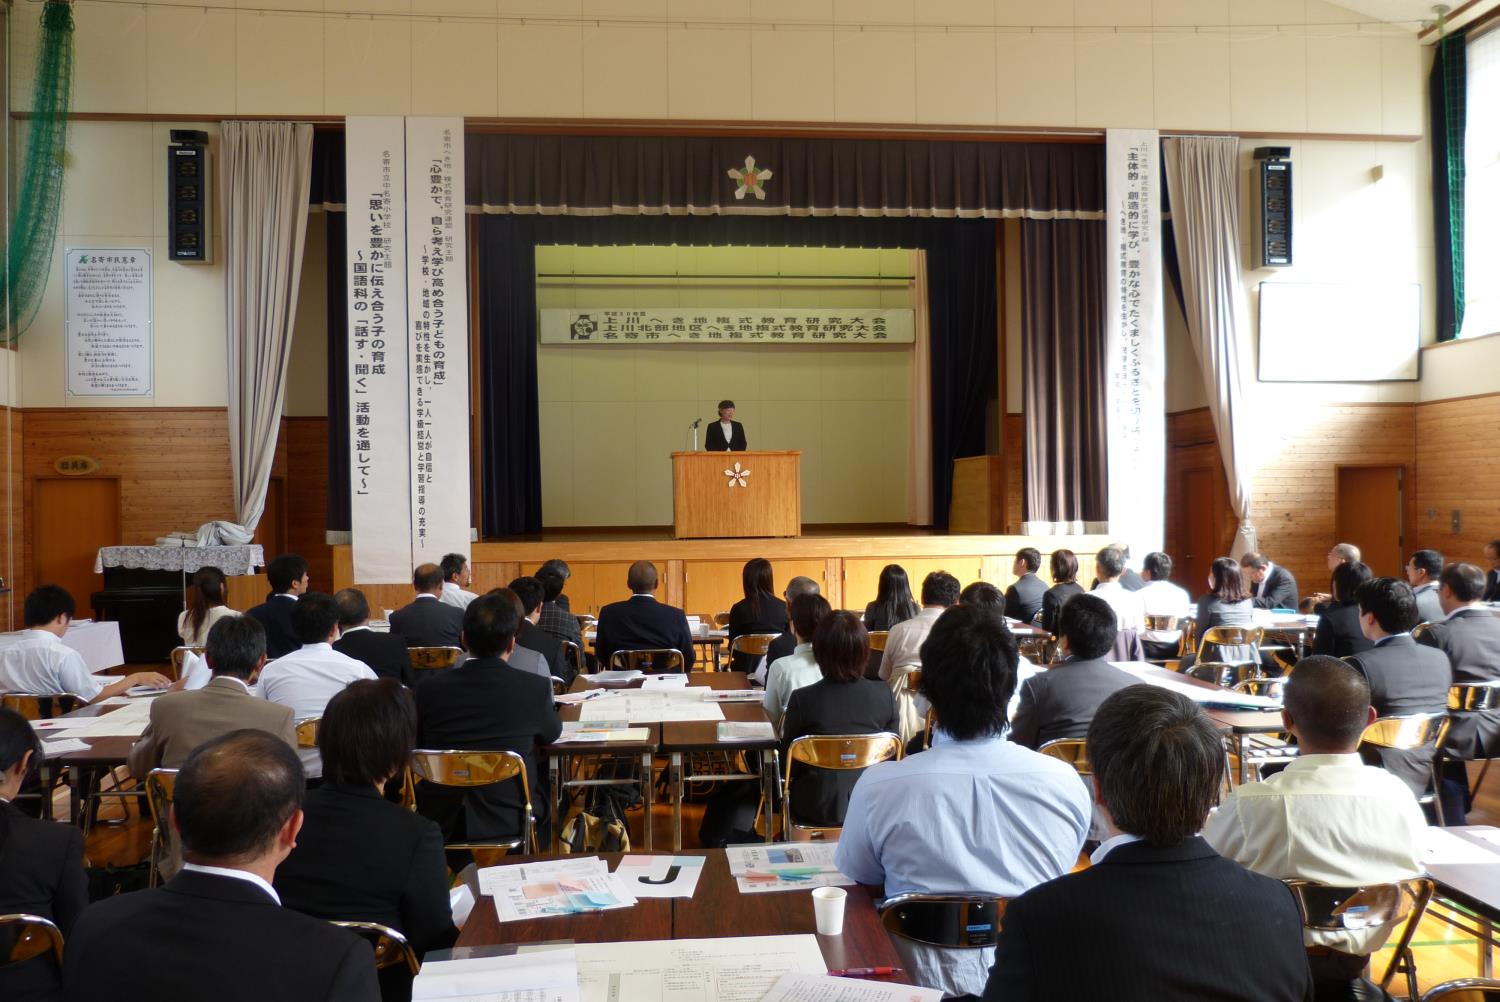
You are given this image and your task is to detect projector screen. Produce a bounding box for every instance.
[1257,281,1421,382]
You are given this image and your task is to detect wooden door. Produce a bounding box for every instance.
[1177,467,1220,595]
[1336,465,1404,576]
[33,478,121,616]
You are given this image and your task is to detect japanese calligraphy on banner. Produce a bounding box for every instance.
[404,117,471,566]
[65,247,153,396]
[539,308,914,345]
[1104,129,1165,555]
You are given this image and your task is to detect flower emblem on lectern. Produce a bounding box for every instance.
[724,462,751,488]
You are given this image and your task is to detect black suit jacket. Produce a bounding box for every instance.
[62,870,377,1002]
[1004,573,1047,624]
[594,595,695,670]
[1349,634,1452,795]
[982,837,1312,1002]
[275,782,457,965]
[727,596,789,673]
[779,679,899,827]
[1252,565,1300,610]
[1008,657,1139,749]
[413,657,563,841]
[704,420,747,451]
[0,803,86,1002]
[1486,570,1500,603]
[516,620,567,684]
[389,596,465,650]
[1038,582,1084,635]
[247,594,301,660]
[334,628,414,687]
[1419,608,1500,758]
[1311,601,1374,659]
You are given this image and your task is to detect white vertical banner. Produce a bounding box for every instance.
[404,117,471,565]
[346,116,413,583]
[1105,129,1166,555]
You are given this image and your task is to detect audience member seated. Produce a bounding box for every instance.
[1137,551,1191,660]
[414,593,562,849]
[961,583,1042,731]
[1091,546,1146,631]
[1204,656,1425,994]
[0,708,85,1002]
[257,593,377,782]
[1038,549,1085,634]
[477,590,548,680]
[332,589,413,687]
[438,553,477,610]
[1406,548,1446,625]
[982,686,1312,1002]
[727,558,790,673]
[779,612,898,829]
[62,731,378,1002]
[762,593,832,729]
[1090,541,1146,591]
[276,679,457,1002]
[593,561,694,671]
[759,577,822,684]
[863,564,919,681]
[1418,562,1500,823]
[1009,594,1137,750]
[1311,560,1375,659]
[1347,578,1452,799]
[1486,541,1500,602]
[390,564,466,650]
[536,559,573,611]
[881,570,961,745]
[247,553,311,660]
[1003,548,1046,624]
[534,566,584,659]
[130,616,296,776]
[508,577,567,684]
[835,605,1090,999]
[1307,542,1363,611]
[177,566,239,647]
[1178,556,1256,673]
[0,585,170,704]
[1242,551,1300,610]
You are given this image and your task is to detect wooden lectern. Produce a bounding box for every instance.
[671,450,801,539]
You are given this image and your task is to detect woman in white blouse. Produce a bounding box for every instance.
[177,566,239,646]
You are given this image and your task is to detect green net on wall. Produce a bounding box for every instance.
[2,0,74,342]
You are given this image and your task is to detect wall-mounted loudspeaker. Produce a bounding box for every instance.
[1252,146,1292,268]
[168,129,211,263]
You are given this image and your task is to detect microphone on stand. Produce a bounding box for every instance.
[690,418,702,451]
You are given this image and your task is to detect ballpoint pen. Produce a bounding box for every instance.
[827,967,903,978]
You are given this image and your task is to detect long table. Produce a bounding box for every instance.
[32,700,142,823]
[457,849,907,978]
[1423,825,1500,976]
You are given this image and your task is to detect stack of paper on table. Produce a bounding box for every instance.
[763,972,943,1002]
[412,945,580,1002]
[1113,663,1282,710]
[34,699,155,740]
[477,857,637,921]
[716,721,775,742]
[554,721,651,743]
[587,670,644,683]
[574,935,826,1002]
[640,673,690,690]
[727,841,856,894]
[577,694,724,724]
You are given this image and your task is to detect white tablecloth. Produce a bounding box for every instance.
[93,544,265,576]
[0,620,125,674]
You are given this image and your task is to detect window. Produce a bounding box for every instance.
[1461,27,1500,338]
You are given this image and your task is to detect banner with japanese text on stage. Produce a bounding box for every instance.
[1105,129,1165,556]
[345,117,470,583]
[539,308,915,345]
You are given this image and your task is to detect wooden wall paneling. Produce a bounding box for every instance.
[1165,409,1236,593]
[3,407,23,630]
[283,417,333,589]
[1413,394,1500,563]
[664,559,685,611]
[843,556,986,613]
[949,456,1005,533]
[225,575,271,612]
[682,558,827,620]
[823,558,843,611]
[1003,415,1024,534]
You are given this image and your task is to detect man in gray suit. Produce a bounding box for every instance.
[128,616,296,778]
[1405,549,1445,625]
[1009,594,1139,749]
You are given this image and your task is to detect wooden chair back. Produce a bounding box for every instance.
[1037,738,1090,776]
[145,768,179,888]
[783,733,902,841]
[867,631,889,652]
[1284,877,1433,999]
[609,649,686,673]
[169,646,206,681]
[295,716,321,749]
[408,646,464,671]
[729,634,778,657]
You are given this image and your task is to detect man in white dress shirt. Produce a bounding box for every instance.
[1204,655,1425,983]
[1092,546,1146,633]
[257,592,375,780]
[1137,552,1192,659]
[439,553,478,609]
[0,585,170,703]
[880,570,961,745]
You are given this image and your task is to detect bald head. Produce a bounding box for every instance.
[627,560,658,594]
[413,563,444,594]
[1284,656,1373,754]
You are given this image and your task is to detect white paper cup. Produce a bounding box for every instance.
[812,886,847,936]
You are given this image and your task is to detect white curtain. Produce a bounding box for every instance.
[213,121,313,545]
[1162,137,1257,556]
[906,249,934,526]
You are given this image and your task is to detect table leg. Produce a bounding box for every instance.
[67,765,83,828]
[761,749,777,844]
[550,752,563,853]
[641,750,654,853]
[1484,914,1494,978]
[1237,734,1249,786]
[671,752,684,852]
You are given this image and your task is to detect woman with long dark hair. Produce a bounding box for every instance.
[0,706,87,1001]
[727,557,788,673]
[1312,560,1375,658]
[177,566,239,646]
[862,564,920,681]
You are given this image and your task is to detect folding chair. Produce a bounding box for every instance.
[1284,877,1434,1001]
[408,646,465,673]
[782,733,901,841]
[1421,980,1500,1001]
[879,893,1007,949]
[728,634,778,674]
[1360,712,1451,826]
[1197,625,1264,668]
[145,768,178,887]
[0,913,64,972]
[168,646,205,682]
[295,716,321,749]
[1447,682,1500,804]
[408,749,536,855]
[1038,738,1090,776]
[330,920,420,976]
[609,649,686,673]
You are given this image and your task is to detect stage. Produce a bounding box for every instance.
[331,529,1110,620]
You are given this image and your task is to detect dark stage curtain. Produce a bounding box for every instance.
[1021,218,1107,528]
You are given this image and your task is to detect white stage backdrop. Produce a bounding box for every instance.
[345,116,470,583]
[1104,129,1165,556]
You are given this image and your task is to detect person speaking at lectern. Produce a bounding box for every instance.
[705,399,747,452]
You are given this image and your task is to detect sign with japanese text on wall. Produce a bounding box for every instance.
[1104,129,1165,556]
[345,117,471,584]
[65,247,153,396]
[539,308,914,345]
